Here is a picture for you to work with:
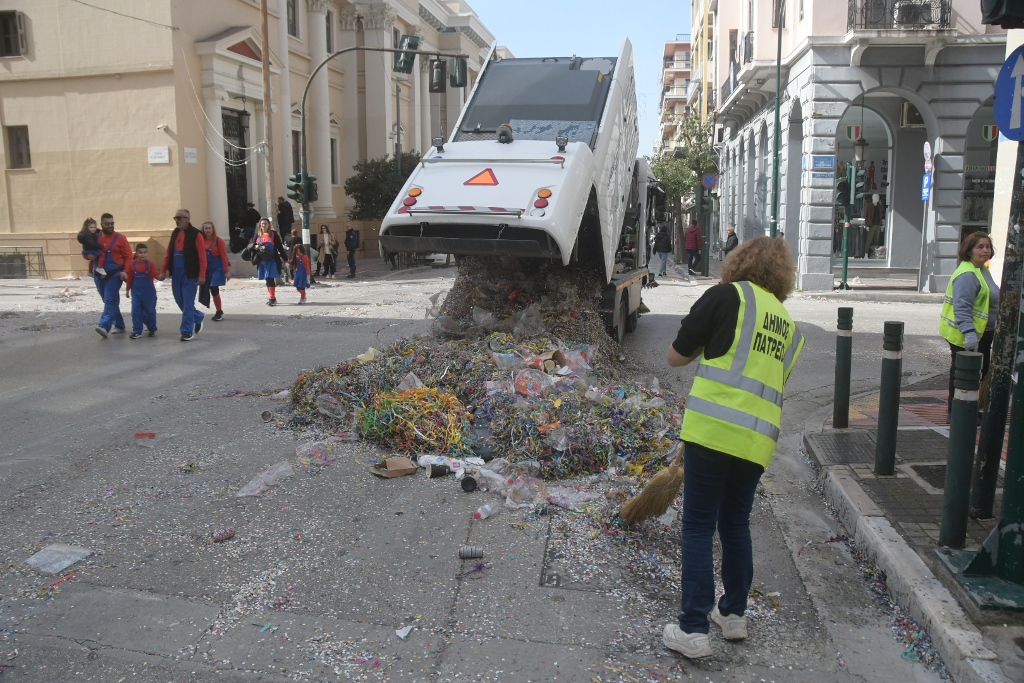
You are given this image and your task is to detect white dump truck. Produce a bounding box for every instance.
[380,39,652,340]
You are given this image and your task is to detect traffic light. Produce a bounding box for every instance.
[429,59,447,93]
[305,174,318,203]
[981,0,1024,28]
[449,57,467,88]
[835,172,850,206]
[393,34,419,74]
[854,165,867,213]
[287,172,305,203]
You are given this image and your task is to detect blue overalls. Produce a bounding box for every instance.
[171,237,204,336]
[130,260,157,335]
[206,242,226,288]
[95,234,126,333]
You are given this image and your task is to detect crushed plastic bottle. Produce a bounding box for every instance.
[473,502,496,520]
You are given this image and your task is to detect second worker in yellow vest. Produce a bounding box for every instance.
[662,236,804,660]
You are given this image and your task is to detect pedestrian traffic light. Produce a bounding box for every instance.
[854,165,867,212]
[449,56,468,88]
[305,174,318,203]
[429,59,447,93]
[981,0,1024,28]
[393,34,419,74]
[287,172,305,203]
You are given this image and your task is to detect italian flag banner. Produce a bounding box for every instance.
[846,125,861,141]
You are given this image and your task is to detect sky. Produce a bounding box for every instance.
[465,0,692,157]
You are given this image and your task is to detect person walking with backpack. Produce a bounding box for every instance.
[344,224,359,279]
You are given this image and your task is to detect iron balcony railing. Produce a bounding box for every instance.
[848,0,950,30]
[663,59,692,70]
[721,77,734,105]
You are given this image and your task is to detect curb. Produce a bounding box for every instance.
[811,291,944,303]
[819,469,1009,683]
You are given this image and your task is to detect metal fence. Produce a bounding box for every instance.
[0,246,47,279]
[848,0,951,30]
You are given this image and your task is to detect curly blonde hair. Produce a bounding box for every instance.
[720,236,795,302]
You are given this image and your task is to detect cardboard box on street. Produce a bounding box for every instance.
[369,456,418,478]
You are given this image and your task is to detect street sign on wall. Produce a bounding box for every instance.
[921,173,932,201]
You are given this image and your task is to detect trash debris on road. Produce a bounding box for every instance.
[235,461,294,497]
[368,456,418,478]
[25,544,94,574]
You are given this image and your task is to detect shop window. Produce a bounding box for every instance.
[330,137,339,185]
[5,126,30,169]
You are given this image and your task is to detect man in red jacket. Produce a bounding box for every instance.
[91,213,133,338]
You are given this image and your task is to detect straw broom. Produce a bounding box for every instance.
[619,442,684,524]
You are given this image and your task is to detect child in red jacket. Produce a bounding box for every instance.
[125,243,160,338]
[291,244,310,304]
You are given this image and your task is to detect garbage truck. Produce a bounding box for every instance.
[379,39,652,340]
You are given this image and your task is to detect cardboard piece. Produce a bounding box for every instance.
[369,456,418,478]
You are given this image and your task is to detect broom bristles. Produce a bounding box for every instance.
[619,458,684,524]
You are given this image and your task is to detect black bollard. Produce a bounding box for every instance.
[873,321,904,475]
[939,351,983,549]
[833,307,853,428]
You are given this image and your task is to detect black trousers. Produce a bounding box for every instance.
[322,254,336,275]
[947,329,994,413]
[347,250,356,275]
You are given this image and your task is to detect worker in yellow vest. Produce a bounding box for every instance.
[663,236,804,659]
[938,231,999,416]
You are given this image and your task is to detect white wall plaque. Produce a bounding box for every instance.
[184,147,198,164]
[148,147,170,164]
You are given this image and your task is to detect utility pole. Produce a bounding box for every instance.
[395,80,402,177]
[260,0,274,219]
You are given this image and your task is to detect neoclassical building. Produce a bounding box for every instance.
[688,0,1006,292]
[0,0,498,276]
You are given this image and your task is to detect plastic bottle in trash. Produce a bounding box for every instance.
[473,502,496,520]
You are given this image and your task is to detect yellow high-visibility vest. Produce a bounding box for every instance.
[939,261,990,347]
[680,281,804,468]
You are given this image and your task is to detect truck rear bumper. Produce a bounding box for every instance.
[379,224,563,259]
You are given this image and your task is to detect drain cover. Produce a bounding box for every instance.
[897,430,950,462]
[911,464,947,489]
[900,396,944,405]
[805,431,876,466]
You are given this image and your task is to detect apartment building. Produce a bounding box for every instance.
[698,0,1004,292]
[655,34,691,157]
[0,0,497,277]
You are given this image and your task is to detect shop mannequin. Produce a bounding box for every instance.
[865,193,883,257]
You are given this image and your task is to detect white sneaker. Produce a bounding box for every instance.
[662,624,712,658]
[710,606,748,640]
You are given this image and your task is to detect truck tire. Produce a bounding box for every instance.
[613,294,628,343]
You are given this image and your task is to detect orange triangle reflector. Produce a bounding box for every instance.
[464,168,498,186]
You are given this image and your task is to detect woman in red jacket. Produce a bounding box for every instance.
[201,221,231,320]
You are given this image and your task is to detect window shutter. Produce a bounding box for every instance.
[16,11,26,56]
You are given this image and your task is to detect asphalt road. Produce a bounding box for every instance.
[0,269,952,682]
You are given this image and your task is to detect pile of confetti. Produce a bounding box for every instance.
[288,258,684,478]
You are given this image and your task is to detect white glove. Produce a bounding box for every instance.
[963,331,979,352]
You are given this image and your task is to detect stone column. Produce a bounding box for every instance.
[204,88,230,234]
[339,6,362,190]
[277,0,294,180]
[799,98,842,292]
[359,3,397,160]
[307,0,335,218]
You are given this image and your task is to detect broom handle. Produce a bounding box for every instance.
[669,442,684,467]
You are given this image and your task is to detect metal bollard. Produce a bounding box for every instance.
[833,307,853,428]
[939,351,983,549]
[873,321,904,475]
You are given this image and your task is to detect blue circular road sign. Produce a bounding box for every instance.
[701,173,717,189]
[994,45,1024,142]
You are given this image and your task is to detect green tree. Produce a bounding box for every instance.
[648,114,718,273]
[343,151,421,220]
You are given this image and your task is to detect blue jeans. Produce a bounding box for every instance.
[95,273,126,332]
[687,249,701,271]
[678,441,764,634]
[657,251,669,274]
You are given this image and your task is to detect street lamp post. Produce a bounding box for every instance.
[769,0,785,239]
[297,45,466,253]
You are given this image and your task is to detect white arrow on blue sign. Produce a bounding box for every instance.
[994,45,1024,142]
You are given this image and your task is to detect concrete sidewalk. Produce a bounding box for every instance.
[804,374,1023,683]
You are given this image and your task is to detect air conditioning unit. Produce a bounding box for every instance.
[893,1,935,27]
[901,102,926,128]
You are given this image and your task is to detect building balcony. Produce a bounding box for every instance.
[686,78,702,101]
[741,32,754,64]
[848,0,950,30]
[663,59,692,71]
